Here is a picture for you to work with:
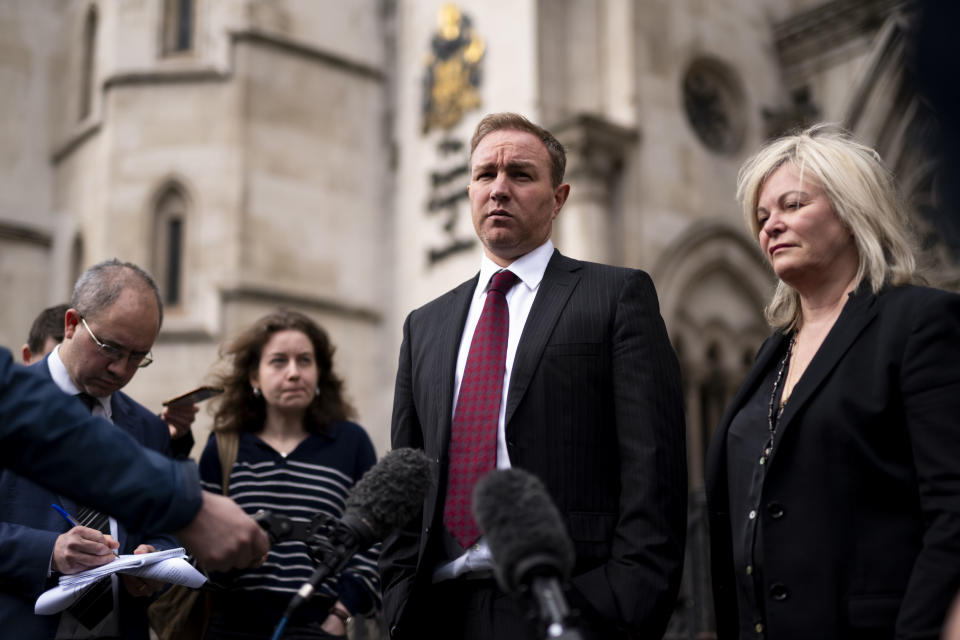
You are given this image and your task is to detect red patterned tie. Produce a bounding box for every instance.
[444,269,519,548]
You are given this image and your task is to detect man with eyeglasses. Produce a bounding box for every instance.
[0,259,179,640]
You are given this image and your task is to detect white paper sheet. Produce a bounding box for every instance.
[35,550,207,615]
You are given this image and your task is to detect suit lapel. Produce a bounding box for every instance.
[770,287,880,464]
[431,275,478,454]
[505,251,580,426]
[110,393,130,432]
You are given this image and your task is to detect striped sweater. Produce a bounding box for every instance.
[199,421,380,618]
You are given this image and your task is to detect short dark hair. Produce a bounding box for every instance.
[470,112,567,188]
[211,308,356,436]
[26,304,69,353]
[72,259,164,329]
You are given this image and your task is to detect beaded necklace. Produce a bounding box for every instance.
[761,334,795,466]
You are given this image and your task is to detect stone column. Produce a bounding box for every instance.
[551,113,638,264]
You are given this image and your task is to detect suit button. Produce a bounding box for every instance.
[767,502,784,519]
[769,583,788,601]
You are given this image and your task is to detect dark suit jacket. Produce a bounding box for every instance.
[380,250,687,638]
[0,357,176,640]
[705,285,960,640]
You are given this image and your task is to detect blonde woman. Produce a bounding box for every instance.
[706,125,960,639]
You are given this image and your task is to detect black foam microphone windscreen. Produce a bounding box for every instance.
[473,468,575,595]
[342,446,433,546]
[282,447,432,619]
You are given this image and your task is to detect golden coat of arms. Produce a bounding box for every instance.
[422,4,485,133]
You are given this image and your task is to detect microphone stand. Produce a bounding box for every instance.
[254,510,362,639]
[284,515,360,617]
[512,555,584,640]
[528,576,584,640]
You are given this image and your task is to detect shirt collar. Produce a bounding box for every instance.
[48,344,112,415]
[477,239,554,294]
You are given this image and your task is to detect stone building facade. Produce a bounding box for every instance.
[0,1,952,637]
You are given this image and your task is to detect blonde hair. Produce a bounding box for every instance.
[736,123,919,329]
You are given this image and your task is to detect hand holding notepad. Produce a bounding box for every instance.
[35,547,207,615]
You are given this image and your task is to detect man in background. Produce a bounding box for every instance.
[21,301,197,457]
[0,259,180,639]
[20,303,69,364]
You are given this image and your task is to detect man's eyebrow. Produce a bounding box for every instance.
[98,331,148,356]
[472,159,537,173]
[506,160,537,171]
[472,161,495,173]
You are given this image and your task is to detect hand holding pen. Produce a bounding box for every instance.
[50,504,120,575]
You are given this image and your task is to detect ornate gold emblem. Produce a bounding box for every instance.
[422,4,485,134]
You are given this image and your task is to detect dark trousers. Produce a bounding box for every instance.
[410,577,627,640]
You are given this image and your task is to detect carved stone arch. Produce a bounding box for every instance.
[654,222,772,336]
[653,222,774,488]
[149,177,195,309]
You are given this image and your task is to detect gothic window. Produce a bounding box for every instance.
[79,5,97,121]
[682,57,746,155]
[162,0,193,55]
[153,186,187,307]
[698,342,728,460]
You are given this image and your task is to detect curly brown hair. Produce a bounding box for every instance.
[211,309,356,435]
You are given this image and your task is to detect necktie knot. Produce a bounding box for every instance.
[75,392,98,414]
[488,270,519,296]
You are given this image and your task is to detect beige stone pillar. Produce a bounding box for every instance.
[551,114,638,264]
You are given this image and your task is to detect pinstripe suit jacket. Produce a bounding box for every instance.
[381,249,687,638]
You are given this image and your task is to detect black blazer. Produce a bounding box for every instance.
[380,250,687,638]
[706,284,960,640]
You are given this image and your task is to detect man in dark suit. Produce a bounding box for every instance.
[0,259,178,639]
[380,113,687,640]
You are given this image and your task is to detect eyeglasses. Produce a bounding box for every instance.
[79,316,154,368]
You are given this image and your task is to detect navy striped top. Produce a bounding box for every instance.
[199,421,380,619]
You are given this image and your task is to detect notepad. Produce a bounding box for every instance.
[35,547,207,615]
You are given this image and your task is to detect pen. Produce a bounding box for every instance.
[51,504,119,556]
[51,503,80,527]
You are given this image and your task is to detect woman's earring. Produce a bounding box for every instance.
[252,386,262,398]
[315,386,321,397]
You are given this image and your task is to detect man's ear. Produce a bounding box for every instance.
[63,309,81,340]
[21,344,32,364]
[552,183,571,218]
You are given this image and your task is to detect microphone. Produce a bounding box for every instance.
[473,468,583,640]
[283,447,432,617]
